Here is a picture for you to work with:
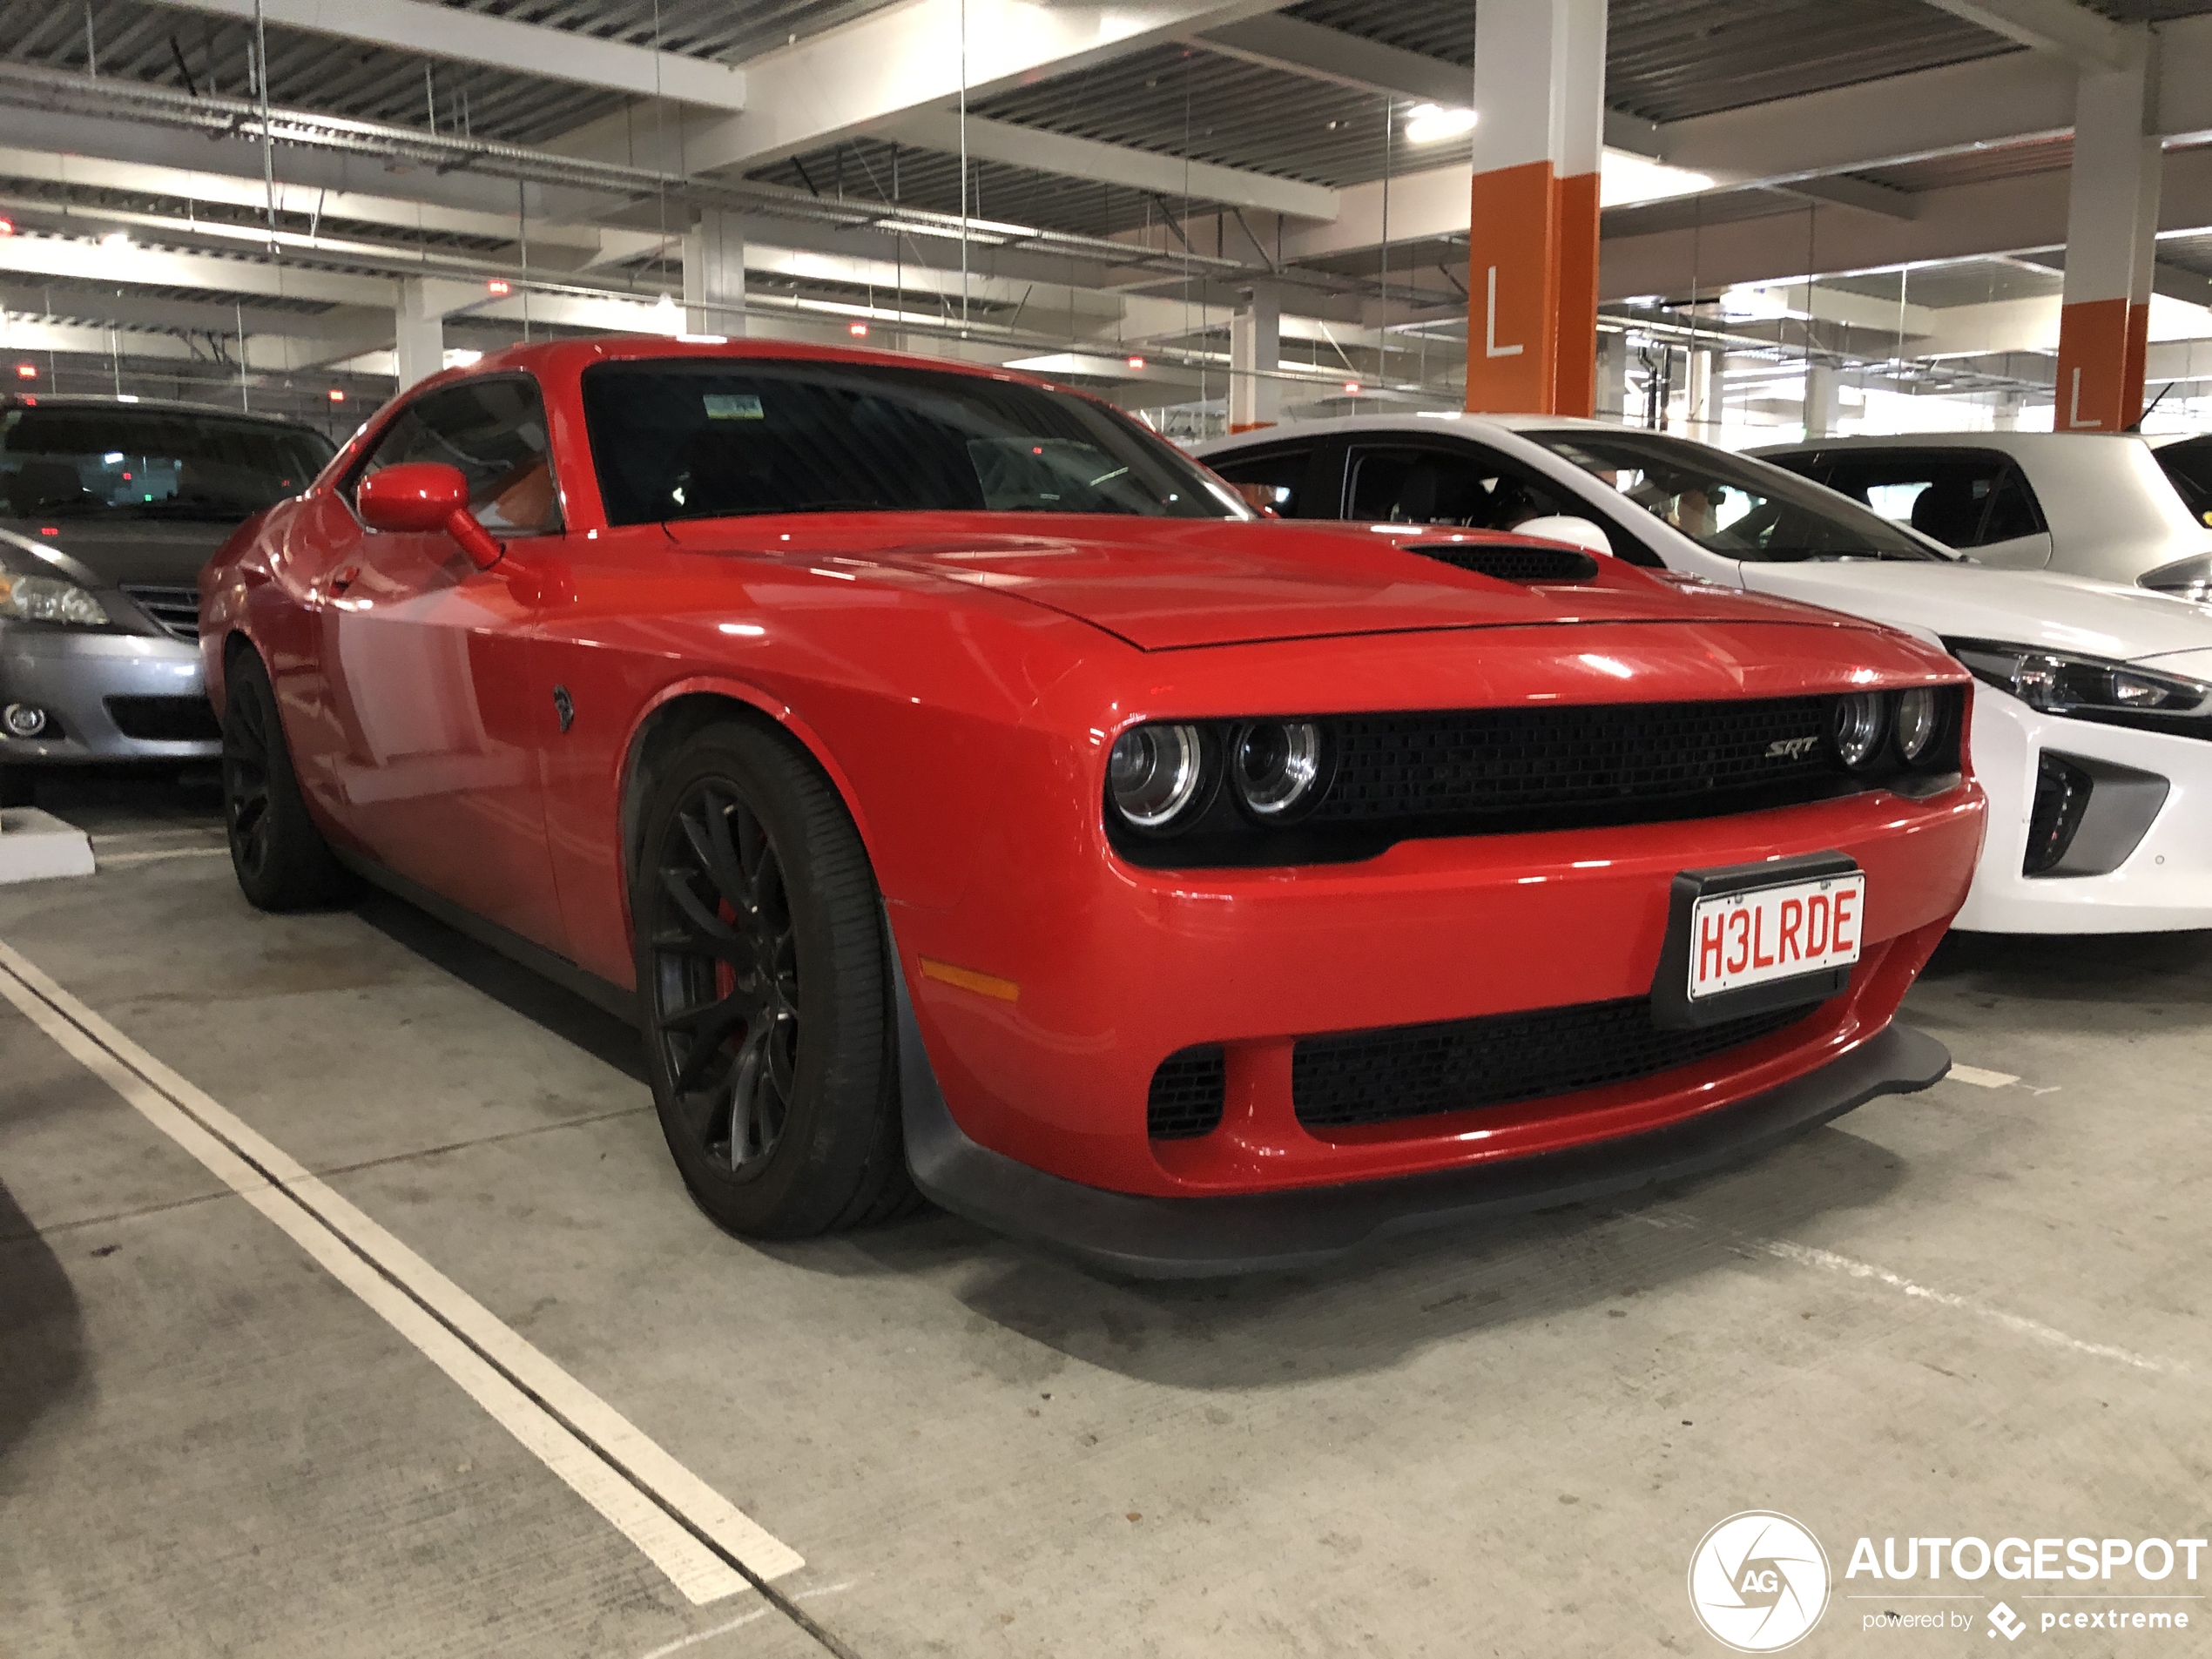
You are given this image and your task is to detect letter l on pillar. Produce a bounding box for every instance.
[1467,0,1605,416]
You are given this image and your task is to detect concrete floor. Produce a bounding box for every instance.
[3,772,2208,1657]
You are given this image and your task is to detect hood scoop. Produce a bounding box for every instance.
[1403,541,1600,583]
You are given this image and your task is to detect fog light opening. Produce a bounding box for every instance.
[3,703,49,738]
[2025,752,2094,876]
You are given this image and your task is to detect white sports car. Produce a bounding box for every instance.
[1196,414,2212,934]
[1751,429,2212,597]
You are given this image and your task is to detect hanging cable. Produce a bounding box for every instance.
[958,0,970,334]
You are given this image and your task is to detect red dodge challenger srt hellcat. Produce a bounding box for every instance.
[199,338,1986,1276]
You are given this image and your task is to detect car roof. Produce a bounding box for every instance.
[1,392,326,432]
[1191,410,1612,451]
[437,334,1091,401]
[1749,430,2149,458]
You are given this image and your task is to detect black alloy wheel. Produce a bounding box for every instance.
[650,780,802,1176]
[223,673,275,882]
[220,646,353,911]
[632,720,914,1238]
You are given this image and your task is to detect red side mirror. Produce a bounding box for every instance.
[358,462,503,570]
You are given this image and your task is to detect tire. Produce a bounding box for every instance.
[632,718,915,1238]
[0,768,32,810]
[221,644,354,911]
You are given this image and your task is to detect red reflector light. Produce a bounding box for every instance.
[487,279,511,296]
[1126,355,1146,370]
[847,321,868,337]
[13,363,35,380]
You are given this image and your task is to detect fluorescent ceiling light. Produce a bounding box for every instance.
[1404,104,1478,145]
[1600,149,1714,208]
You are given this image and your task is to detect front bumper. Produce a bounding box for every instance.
[0,620,217,765]
[1955,685,2212,933]
[892,776,1982,1202]
[899,954,1950,1277]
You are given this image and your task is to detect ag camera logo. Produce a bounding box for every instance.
[1689,1511,1831,1651]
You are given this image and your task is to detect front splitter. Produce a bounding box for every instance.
[896,972,1948,1278]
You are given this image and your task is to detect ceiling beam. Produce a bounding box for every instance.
[0,143,609,252]
[158,0,746,110]
[553,0,1287,177]
[1917,0,2135,69]
[1190,16,1468,105]
[0,232,391,308]
[878,111,1338,219]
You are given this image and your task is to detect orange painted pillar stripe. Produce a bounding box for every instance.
[1551,169,1602,417]
[1467,160,1561,415]
[2055,298,2136,432]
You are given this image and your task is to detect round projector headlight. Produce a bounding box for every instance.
[1229,720,1326,819]
[1830,692,1887,769]
[1107,722,1205,831]
[1895,687,1939,763]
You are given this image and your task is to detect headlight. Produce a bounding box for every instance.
[0,570,110,627]
[1107,722,1209,831]
[1895,687,1939,763]
[1829,692,1888,768]
[1228,720,1328,820]
[1945,637,2211,724]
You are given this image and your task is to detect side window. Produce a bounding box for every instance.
[1816,451,2030,550]
[1345,442,1660,565]
[354,376,561,535]
[1208,444,1316,516]
[1981,465,2045,543]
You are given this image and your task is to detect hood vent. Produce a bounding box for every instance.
[1404,542,1600,583]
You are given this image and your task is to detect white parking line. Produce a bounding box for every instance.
[97,846,233,867]
[1947,1064,2020,1089]
[0,936,804,1607]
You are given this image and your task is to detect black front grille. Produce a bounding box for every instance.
[105,695,221,743]
[121,584,200,642]
[1291,996,1813,1131]
[1405,542,1599,583]
[1313,698,1832,829]
[1147,1046,1226,1139]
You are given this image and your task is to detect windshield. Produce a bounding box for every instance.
[581,359,1248,526]
[1520,428,1947,562]
[0,406,335,522]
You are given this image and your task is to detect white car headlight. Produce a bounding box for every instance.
[0,569,111,627]
[1945,637,2211,726]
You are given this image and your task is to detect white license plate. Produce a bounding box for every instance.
[1688,871,1866,1001]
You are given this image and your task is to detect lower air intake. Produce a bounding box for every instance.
[1292,996,1813,1131]
[1147,1046,1226,1139]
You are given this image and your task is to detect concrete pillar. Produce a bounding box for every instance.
[395,278,445,391]
[1466,0,1606,416]
[1228,287,1281,431]
[1804,361,1841,439]
[683,210,746,338]
[2055,30,2160,432]
[1595,334,1628,421]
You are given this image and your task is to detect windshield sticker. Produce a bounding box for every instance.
[704,394,765,421]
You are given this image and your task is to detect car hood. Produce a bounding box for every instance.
[0,516,239,588]
[674,516,1882,650]
[1737,559,2212,664]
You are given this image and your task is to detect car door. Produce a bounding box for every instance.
[1779,447,2054,569]
[310,375,570,954]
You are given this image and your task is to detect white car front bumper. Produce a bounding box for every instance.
[1956,683,2212,933]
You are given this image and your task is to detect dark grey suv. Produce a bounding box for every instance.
[0,395,335,804]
